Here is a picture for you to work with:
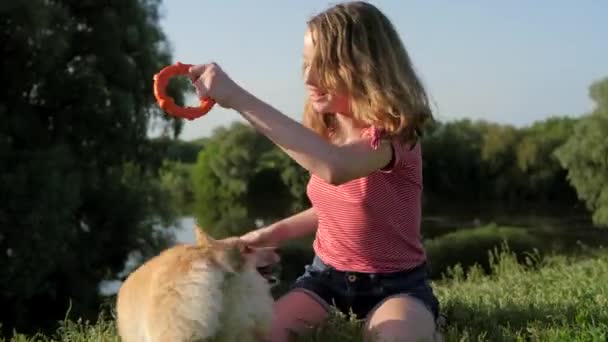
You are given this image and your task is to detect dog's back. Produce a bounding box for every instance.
[116,227,276,342]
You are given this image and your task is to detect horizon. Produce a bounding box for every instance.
[154,0,608,141]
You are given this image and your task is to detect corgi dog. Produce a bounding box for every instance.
[115,225,279,342]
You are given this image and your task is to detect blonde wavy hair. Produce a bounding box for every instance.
[302,1,433,144]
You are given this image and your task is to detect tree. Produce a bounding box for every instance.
[556,77,608,227]
[479,122,523,201]
[192,122,296,238]
[269,148,311,213]
[516,116,578,202]
[422,119,485,200]
[0,0,187,333]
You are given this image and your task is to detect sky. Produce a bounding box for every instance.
[155,0,608,141]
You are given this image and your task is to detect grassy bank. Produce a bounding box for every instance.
[436,245,608,341]
[3,245,607,341]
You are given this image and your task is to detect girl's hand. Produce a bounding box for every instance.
[188,63,247,109]
[239,227,276,248]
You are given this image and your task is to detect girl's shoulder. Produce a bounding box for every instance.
[361,126,421,173]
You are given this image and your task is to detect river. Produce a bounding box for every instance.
[98,216,197,296]
[99,203,608,296]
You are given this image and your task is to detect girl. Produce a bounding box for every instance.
[188,1,441,341]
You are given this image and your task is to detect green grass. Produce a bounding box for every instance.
[436,244,608,341]
[2,245,607,342]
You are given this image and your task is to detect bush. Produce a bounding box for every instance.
[271,237,315,298]
[424,224,543,279]
[274,224,544,293]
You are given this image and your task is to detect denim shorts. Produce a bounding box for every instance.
[290,255,440,321]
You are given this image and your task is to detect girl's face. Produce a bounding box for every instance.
[302,29,351,115]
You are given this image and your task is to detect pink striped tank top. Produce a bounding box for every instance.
[306,127,426,273]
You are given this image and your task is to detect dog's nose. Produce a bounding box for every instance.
[267,276,280,288]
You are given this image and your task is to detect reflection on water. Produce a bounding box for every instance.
[99,203,608,296]
[173,216,198,244]
[422,201,600,238]
[98,216,198,296]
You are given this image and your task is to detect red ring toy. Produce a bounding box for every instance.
[153,62,216,120]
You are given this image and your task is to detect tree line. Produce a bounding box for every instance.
[188,85,608,237]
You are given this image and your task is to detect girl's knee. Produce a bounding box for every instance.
[365,294,438,342]
[269,289,329,342]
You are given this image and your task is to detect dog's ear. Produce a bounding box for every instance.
[194,224,215,247]
[213,245,245,274]
[226,245,246,271]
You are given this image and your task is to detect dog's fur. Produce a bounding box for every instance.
[115,225,278,342]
